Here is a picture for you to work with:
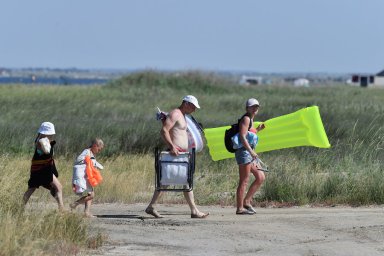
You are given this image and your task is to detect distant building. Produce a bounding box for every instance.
[0,69,10,77]
[350,74,374,87]
[373,70,384,87]
[239,75,263,85]
[349,69,384,87]
[293,78,310,87]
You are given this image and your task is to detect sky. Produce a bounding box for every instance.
[1,0,383,73]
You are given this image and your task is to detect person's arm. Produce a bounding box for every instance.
[94,160,104,170]
[255,123,266,133]
[38,137,51,154]
[160,110,180,155]
[239,116,257,159]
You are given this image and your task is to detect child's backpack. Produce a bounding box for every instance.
[224,114,252,153]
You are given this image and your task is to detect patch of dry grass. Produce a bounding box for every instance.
[0,155,105,256]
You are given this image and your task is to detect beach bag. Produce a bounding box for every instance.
[224,114,252,153]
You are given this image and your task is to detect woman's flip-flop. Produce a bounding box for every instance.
[191,212,210,219]
[236,209,255,215]
[244,205,257,214]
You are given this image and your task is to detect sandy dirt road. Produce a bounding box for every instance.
[89,203,384,256]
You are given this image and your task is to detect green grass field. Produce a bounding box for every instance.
[0,71,383,254]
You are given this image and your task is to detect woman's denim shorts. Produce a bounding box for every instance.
[235,147,253,165]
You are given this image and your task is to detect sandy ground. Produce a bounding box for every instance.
[85,203,384,256]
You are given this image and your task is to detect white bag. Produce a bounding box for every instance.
[159,152,190,186]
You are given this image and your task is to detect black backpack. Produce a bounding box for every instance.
[224,114,252,153]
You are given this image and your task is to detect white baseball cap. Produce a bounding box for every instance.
[38,122,56,135]
[182,95,200,109]
[246,98,260,107]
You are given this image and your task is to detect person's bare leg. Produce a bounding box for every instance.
[84,192,94,217]
[50,175,64,211]
[242,165,265,214]
[69,193,93,205]
[244,168,265,207]
[183,191,209,218]
[70,195,86,210]
[23,187,36,205]
[145,190,164,218]
[236,163,251,212]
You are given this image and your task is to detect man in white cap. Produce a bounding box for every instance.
[23,122,65,211]
[145,95,209,218]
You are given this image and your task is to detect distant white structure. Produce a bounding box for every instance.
[346,78,363,86]
[349,74,373,87]
[0,69,10,77]
[349,69,384,87]
[239,75,263,85]
[373,70,384,87]
[293,78,310,87]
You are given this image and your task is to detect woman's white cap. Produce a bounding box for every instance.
[246,98,260,107]
[38,122,56,135]
[183,95,200,109]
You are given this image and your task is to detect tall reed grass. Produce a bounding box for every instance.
[1,71,383,254]
[0,71,383,203]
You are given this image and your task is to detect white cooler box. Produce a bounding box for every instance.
[155,149,195,192]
